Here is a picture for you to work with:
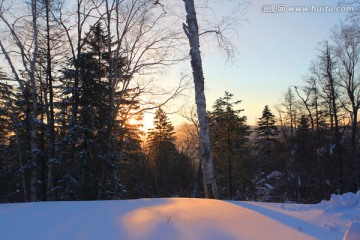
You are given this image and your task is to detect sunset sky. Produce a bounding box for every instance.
[143,0,352,130]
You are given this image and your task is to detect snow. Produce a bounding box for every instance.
[317,147,327,156]
[256,171,282,185]
[330,144,336,157]
[341,193,359,207]
[264,183,274,190]
[1,193,360,240]
[266,171,282,179]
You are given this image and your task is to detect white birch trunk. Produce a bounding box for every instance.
[29,0,39,202]
[45,0,55,198]
[183,0,217,198]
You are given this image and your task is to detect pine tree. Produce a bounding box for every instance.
[257,105,278,143]
[147,108,193,197]
[255,105,282,201]
[56,22,118,200]
[209,92,251,199]
[53,21,149,200]
[256,105,279,171]
[0,72,30,202]
[293,114,315,202]
[0,79,19,202]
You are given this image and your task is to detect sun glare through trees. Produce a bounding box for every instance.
[0,0,359,205]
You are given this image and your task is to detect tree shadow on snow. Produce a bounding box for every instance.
[228,201,343,240]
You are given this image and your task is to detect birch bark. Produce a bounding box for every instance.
[29,0,40,201]
[183,0,217,198]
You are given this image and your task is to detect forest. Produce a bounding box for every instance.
[1,0,360,204]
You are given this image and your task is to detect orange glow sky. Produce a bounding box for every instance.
[144,0,350,129]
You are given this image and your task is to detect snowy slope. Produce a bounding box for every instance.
[0,194,359,240]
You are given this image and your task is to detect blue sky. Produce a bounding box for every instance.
[140,0,352,129]
[195,0,351,126]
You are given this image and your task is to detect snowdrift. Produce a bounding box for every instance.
[0,193,360,240]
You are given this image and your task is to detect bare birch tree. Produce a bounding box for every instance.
[182,0,217,198]
[317,42,345,190]
[332,22,360,190]
[0,0,41,201]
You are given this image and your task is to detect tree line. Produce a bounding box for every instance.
[0,0,237,202]
[172,19,360,203]
[212,19,360,202]
[211,19,360,202]
[0,0,190,202]
[1,0,360,203]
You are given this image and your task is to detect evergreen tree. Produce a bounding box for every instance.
[293,114,316,202]
[209,92,252,200]
[147,108,193,197]
[0,73,31,202]
[256,106,279,170]
[255,105,283,201]
[256,105,279,170]
[56,23,105,199]
[0,80,19,202]
[256,105,278,144]
[79,22,109,134]
[54,22,122,200]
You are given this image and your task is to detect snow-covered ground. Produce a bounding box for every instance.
[1,192,360,240]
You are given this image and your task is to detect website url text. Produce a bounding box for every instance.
[261,5,354,13]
